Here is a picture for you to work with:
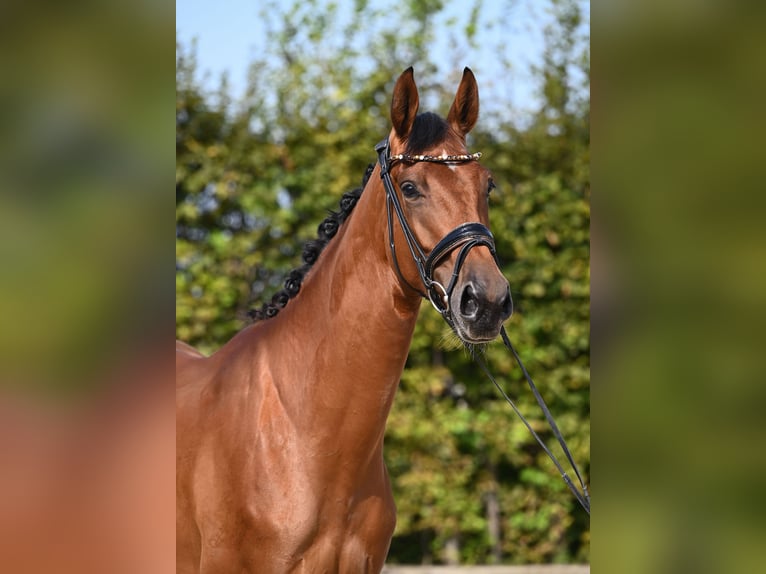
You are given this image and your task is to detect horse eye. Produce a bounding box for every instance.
[401,182,420,199]
[487,180,496,197]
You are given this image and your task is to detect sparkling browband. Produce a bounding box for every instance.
[389,151,482,164]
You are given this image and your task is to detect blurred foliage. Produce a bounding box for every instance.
[0,0,172,395]
[593,2,766,573]
[176,0,589,564]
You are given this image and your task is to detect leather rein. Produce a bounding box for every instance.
[375,138,591,515]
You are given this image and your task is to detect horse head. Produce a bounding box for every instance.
[380,67,513,343]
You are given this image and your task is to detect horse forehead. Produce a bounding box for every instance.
[416,157,487,187]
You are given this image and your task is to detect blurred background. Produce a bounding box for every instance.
[593,1,766,572]
[176,0,590,566]
[0,1,175,573]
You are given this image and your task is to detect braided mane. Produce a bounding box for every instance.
[248,163,375,322]
[249,113,452,322]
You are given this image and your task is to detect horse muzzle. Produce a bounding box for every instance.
[450,271,513,343]
[424,223,513,343]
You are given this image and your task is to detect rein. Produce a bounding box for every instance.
[375,138,591,515]
[473,329,591,515]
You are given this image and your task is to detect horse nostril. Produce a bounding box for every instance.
[501,287,513,318]
[460,283,479,318]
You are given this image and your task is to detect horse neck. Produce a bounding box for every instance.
[246,165,422,456]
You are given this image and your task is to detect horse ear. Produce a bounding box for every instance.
[390,67,419,139]
[447,67,479,137]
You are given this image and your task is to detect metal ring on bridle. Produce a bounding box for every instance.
[427,281,449,314]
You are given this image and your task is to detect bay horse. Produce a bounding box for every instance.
[176,67,513,573]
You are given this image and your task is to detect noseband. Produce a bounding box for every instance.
[375,138,496,319]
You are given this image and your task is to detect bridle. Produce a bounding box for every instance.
[375,137,591,515]
[375,137,496,321]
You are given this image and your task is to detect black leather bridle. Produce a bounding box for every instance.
[375,137,497,320]
[375,137,591,515]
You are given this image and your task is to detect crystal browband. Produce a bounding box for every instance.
[389,151,482,164]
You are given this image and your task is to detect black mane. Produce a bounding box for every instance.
[249,113,451,322]
[248,163,374,322]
